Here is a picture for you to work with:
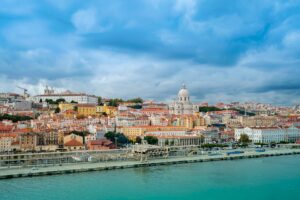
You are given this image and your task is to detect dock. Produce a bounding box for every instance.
[1,148,300,179]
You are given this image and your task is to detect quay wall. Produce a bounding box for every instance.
[1,149,300,179]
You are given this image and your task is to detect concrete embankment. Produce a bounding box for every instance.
[1,149,300,179]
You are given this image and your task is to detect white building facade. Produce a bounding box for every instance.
[169,84,199,115]
[33,87,97,105]
[234,126,300,143]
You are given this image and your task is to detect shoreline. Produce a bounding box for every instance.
[1,148,300,180]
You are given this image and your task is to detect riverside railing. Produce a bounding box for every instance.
[0,145,221,169]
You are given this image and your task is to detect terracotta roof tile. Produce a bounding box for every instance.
[64,139,84,146]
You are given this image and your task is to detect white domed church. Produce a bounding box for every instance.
[168,84,199,115]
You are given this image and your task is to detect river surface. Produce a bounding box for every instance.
[1,155,300,200]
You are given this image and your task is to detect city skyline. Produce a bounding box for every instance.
[1,1,300,105]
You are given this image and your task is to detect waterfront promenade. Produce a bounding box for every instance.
[1,148,300,179]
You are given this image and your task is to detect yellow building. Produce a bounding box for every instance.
[58,103,75,112]
[105,106,117,116]
[121,126,188,141]
[96,105,118,116]
[77,104,97,116]
[96,106,105,113]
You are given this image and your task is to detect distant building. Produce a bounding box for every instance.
[0,92,32,111]
[86,139,115,150]
[234,126,300,143]
[238,116,278,127]
[64,134,84,151]
[33,86,97,105]
[169,84,199,115]
[77,104,97,116]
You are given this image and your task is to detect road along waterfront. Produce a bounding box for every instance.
[1,147,300,179]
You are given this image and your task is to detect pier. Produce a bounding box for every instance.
[1,147,300,179]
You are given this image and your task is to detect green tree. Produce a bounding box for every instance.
[135,136,142,144]
[54,107,60,113]
[55,98,66,104]
[108,99,124,107]
[45,99,56,104]
[73,106,78,111]
[71,131,89,144]
[104,132,129,147]
[199,106,222,112]
[144,136,158,145]
[127,97,143,104]
[239,134,251,144]
[0,114,32,122]
[97,96,103,106]
[128,105,142,109]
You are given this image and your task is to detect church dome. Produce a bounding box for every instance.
[178,84,189,97]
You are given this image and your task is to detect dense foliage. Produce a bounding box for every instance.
[107,97,143,107]
[45,98,66,104]
[128,105,142,109]
[127,98,143,104]
[0,114,32,122]
[239,134,251,144]
[199,106,255,116]
[199,106,222,112]
[144,136,158,145]
[104,131,130,146]
[135,136,142,144]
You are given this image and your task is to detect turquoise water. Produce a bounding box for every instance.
[1,155,300,200]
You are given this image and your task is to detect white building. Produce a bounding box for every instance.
[145,130,188,136]
[234,126,300,143]
[5,100,32,111]
[169,84,199,115]
[33,86,97,105]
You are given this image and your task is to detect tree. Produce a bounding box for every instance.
[70,100,78,104]
[127,97,143,104]
[97,97,103,106]
[144,136,158,145]
[199,106,222,112]
[73,106,78,111]
[135,136,142,144]
[54,107,60,113]
[239,134,251,144]
[56,98,66,104]
[71,131,89,144]
[0,114,32,122]
[104,132,129,147]
[108,99,124,107]
[128,105,142,109]
[45,99,56,104]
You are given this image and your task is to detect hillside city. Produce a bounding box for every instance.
[1,84,300,153]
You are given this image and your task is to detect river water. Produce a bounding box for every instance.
[1,155,300,200]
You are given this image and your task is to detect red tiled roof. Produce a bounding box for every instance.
[89,139,113,146]
[14,128,32,133]
[0,125,14,132]
[11,141,20,145]
[64,139,84,146]
[0,133,17,138]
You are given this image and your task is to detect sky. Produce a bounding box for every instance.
[1,0,300,105]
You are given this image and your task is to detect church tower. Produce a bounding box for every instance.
[178,83,190,103]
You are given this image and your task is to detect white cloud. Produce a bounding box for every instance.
[71,9,110,33]
[2,47,299,105]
